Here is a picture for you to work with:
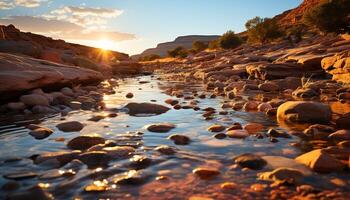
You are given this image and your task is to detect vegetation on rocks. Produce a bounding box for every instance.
[245,17,284,44]
[218,31,243,49]
[167,46,188,58]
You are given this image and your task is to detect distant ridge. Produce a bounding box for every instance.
[132,35,219,59]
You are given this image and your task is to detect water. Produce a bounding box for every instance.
[0,75,349,199]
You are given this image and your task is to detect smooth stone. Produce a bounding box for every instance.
[259,82,279,92]
[154,145,176,155]
[214,133,227,139]
[165,99,179,106]
[20,94,49,106]
[67,135,106,150]
[192,167,220,179]
[102,146,135,157]
[129,155,152,169]
[233,153,267,170]
[113,170,150,185]
[61,87,74,96]
[78,151,110,168]
[220,182,237,190]
[259,167,304,182]
[7,102,26,110]
[243,101,259,111]
[56,121,84,132]
[258,102,272,112]
[243,123,264,134]
[68,101,81,110]
[226,129,249,139]
[3,172,37,180]
[207,124,226,132]
[35,151,80,167]
[88,115,105,122]
[295,149,344,173]
[126,92,134,98]
[267,128,291,138]
[29,126,54,139]
[277,101,331,124]
[168,134,190,145]
[262,156,312,175]
[124,102,170,116]
[146,123,175,133]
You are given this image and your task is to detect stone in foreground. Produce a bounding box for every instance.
[233,153,267,170]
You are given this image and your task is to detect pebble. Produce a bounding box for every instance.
[154,145,176,155]
[146,123,176,133]
[67,135,106,150]
[56,121,84,132]
[192,167,220,179]
[207,124,226,132]
[168,134,190,145]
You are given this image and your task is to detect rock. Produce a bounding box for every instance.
[214,133,227,139]
[226,129,249,139]
[328,130,350,140]
[68,101,81,110]
[243,101,259,111]
[29,126,54,140]
[129,155,152,169]
[20,94,49,107]
[259,82,279,92]
[0,53,103,103]
[165,99,179,106]
[259,167,304,183]
[146,123,175,133]
[207,124,226,132]
[78,151,110,168]
[233,153,267,170]
[168,134,190,145]
[67,135,106,150]
[88,115,105,122]
[32,105,56,114]
[102,146,135,157]
[7,102,26,111]
[244,123,264,134]
[336,113,350,129]
[293,88,319,99]
[267,129,291,138]
[113,170,149,185]
[61,87,74,97]
[126,92,134,98]
[34,151,80,166]
[56,121,84,132]
[304,124,334,139]
[192,167,220,179]
[277,101,331,124]
[124,102,170,116]
[6,185,53,200]
[322,51,350,83]
[258,103,272,112]
[1,181,20,191]
[220,182,237,190]
[154,145,176,155]
[3,172,37,180]
[295,149,344,173]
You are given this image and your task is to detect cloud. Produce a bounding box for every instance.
[45,6,123,28]
[0,16,136,41]
[0,0,46,9]
[15,0,46,8]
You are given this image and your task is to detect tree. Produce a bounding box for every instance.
[208,39,219,49]
[245,17,284,44]
[218,31,243,49]
[303,0,350,34]
[167,46,188,58]
[192,41,208,53]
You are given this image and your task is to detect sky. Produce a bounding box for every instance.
[0,0,303,55]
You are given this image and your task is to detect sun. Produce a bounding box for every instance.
[96,39,114,50]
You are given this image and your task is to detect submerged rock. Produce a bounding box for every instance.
[124,102,170,116]
[28,126,53,139]
[192,167,220,179]
[103,146,135,158]
[277,101,331,124]
[207,124,226,132]
[78,151,110,168]
[113,170,150,185]
[259,167,304,183]
[154,145,176,155]
[168,134,190,145]
[233,153,267,170]
[56,121,84,132]
[146,123,175,133]
[67,135,106,150]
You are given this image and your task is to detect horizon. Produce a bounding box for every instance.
[0,0,303,55]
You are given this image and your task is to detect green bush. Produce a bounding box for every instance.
[303,0,350,34]
[139,54,161,61]
[192,41,208,52]
[208,39,219,49]
[218,31,243,49]
[167,46,188,58]
[245,17,284,44]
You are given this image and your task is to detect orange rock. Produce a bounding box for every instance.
[243,123,264,134]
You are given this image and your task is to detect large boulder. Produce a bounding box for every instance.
[277,101,331,124]
[0,53,103,103]
[295,149,344,173]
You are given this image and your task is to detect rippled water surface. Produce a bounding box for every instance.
[0,75,349,199]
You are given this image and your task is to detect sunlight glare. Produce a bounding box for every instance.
[96,39,114,50]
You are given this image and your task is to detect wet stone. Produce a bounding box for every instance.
[267,129,291,138]
[226,129,249,139]
[129,155,152,169]
[124,102,170,116]
[56,121,84,132]
[146,123,176,133]
[233,153,267,170]
[207,124,226,132]
[214,133,227,139]
[154,145,176,155]
[113,170,150,185]
[4,172,37,180]
[29,126,54,140]
[67,135,106,150]
[168,134,190,145]
[192,167,220,179]
[78,151,110,168]
[126,92,134,98]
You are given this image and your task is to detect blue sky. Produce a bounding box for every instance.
[0,0,302,55]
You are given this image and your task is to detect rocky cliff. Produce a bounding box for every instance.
[132,35,219,59]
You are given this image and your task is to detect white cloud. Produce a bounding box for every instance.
[0,1,15,9]
[15,0,46,8]
[45,6,123,28]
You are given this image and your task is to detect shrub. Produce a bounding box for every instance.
[286,24,307,43]
[218,31,243,49]
[208,39,219,49]
[245,17,284,44]
[167,46,188,58]
[303,0,350,34]
[139,54,161,61]
[192,41,208,53]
